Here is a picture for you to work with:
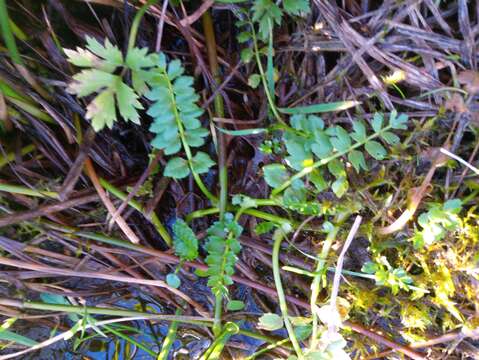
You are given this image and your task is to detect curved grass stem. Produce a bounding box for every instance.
[127,0,158,53]
[272,228,304,358]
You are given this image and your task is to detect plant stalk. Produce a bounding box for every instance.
[272,228,304,358]
[202,10,227,220]
[127,0,158,53]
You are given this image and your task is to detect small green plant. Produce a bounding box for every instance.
[411,198,462,248]
[263,111,408,202]
[361,257,413,295]
[204,213,243,335]
[166,219,199,288]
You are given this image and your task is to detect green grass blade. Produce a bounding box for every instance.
[0,0,22,64]
[0,330,38,347]
[278,100,360,115]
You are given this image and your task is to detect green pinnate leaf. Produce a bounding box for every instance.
[371,112,384,133]
[68,70,116,97]
[167,59,184,79]
[147,54,214,177]
[329,126,351,152]
[348,150,367,172]
[255,221,276,235]
[327,158,346,178]
[125,47,157,70]
[85,36,123,68]
[164,157,190,179]
[258,313,284,331]
[365,140,387,160]
[252,0,282,40]
[311,131,333,158]
[192,152,215,174]
[389,110,408,129]
[172,219,198,261]
[263,164,289,188]
[116,82,142,124]
[283,0,310,15]
[381,131,400,145]
[351,120,367,142]
[86,90,116,131]
[331,176,349,198]
[227,300,245,311]
[205,215,243,297]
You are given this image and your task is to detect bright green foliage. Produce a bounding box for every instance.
[172,219,198,261]
[254,221,276,235]
[166,273,181,289]
[67,40,214,180]
[65,36,156,131]
[252,0,282,40]
[283,0,310,16]
[411,199,462,249]
[263,111,407,199]
[251,0,310,40]
[362,257,413,295]
[226,300,245,311]
[263,164,289,188]
[146,53,214,179]
[283,180,322,215]
[204,214,243,298]
[257,313,284,331]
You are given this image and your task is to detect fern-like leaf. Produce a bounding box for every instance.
[204,214,243,298]
[65,36,157,131]
[172,219,198,261]
[146,53,213,179]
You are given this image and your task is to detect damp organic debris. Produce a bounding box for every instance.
[0,0,478,359]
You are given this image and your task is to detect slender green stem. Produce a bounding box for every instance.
[0,298,212,326]
[185,199,280,222]
[243,208,291,226]
[127,0,158,53]
[200,322,239,360]
[272,124,396,195]
[0,183,58,199]
[212,294,223,337]
[271,228,304,358]
[310,226,338,349]
[157,309,180,360]
[102,323,156,357]
[250,21,284,125]
[0,0,22,64]
[246,338,291,360]
[186,207,220,222]
[202,11,227,220]
[99,178,172,246]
